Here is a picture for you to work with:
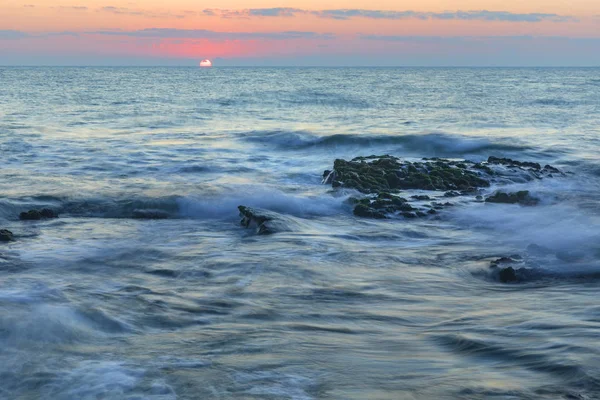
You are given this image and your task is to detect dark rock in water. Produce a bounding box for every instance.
[324,155,490,194]
[498,267,518,283]
[238,206,296,235]
[350,192,418,219]
[19,210,42,220]
[322,169,334,184]
[353,203,387,219]
[132,209,171,219]
[323,154,562,220]
[543,164,561,174]
[490,256,517,266]
[0,229,14,242]
[19,208,58,220]
[487,156,541,170]
[444,191,461,197]
[485,190,539,206]
[489,256,535,283]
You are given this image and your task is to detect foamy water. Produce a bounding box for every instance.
[1,67,600,399]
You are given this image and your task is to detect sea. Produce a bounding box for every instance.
[1,67,600,399]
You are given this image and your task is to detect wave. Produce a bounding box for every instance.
[532,98,574,106]
[0,187,349,221]
[240,130,531,156]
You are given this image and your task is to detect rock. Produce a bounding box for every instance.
[19,210,42,220]
[490,256,517,266]
[353,203,386,219]
[324,155,490,194]
[323,154,561,220]
[0,229,14,242]
[543,164,561,174]
[489,256,535,283]
[19,208,58,220]
[498,267,518,283]
[487,156,541,170]
[444,191,461,197]
[238,206,296,235]
[485,190,539,206]
[132,209,170,219]
[350,193,417,219]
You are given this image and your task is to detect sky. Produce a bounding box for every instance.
[1,0,600,66]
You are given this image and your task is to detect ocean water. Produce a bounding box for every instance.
[1,67,600,399]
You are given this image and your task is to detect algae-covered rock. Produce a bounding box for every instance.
[485,190,539,206]
[0,229,14,242]
[324,154,561,220]
[350,192,416,219]
[353,203,387,219]
[238,206,295,235]
[325,156,490,194]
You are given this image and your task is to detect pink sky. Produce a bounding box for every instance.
[1,0,599,65]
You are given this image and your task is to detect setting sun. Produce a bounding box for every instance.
[199,59,212,68]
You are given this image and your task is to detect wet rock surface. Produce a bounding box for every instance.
[324,155,490,193]
[132,209,171,220]
[238,206,296,235]
[19,208,58,221]
[0,229,14,242]
[324,155,561,219]
[485,190,539,206]
[489,256,532,283]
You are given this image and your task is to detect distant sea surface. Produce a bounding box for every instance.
[1,67,600,399]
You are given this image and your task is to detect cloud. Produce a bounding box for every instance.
[202,8,576,22]
[248,8,302,17]
[0,30,30,39]
[54,6,88,11]
[87,28,335,40]
[99,6,185,19]
[358,34,600,45]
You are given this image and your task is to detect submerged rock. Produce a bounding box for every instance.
[238,206,295,235]
[19,208,58,220]
[0,229,14,242]
[132,209,171,219]
[489,256,535,283]
[19,210,41,220]
[485,190,539,206]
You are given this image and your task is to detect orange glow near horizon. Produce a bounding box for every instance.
[1,0,599,64]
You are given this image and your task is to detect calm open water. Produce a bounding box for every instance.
[1,67,600,399]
